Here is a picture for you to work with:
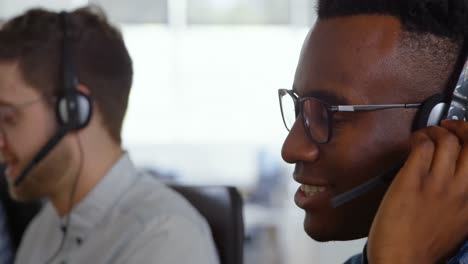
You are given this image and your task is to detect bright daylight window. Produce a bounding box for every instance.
[187,0,289,24]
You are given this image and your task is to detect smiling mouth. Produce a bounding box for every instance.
[300,184,328,196]
[4,163,18,179]
[0,148,20,180]
[1,156,19,180]
[294,182,335,209]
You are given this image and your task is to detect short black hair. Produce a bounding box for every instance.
[318,0,467,41]
[317,0,468,96]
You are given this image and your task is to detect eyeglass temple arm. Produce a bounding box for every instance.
[334,104,422,112]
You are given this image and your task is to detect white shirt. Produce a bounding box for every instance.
[15,153,219,264]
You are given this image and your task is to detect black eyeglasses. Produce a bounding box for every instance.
[0,98,44,130]
[278,89,422,143]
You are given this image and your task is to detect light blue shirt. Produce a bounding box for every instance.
[345,241,468,264]
[15,153,219,264]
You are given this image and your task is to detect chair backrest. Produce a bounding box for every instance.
[170,185,244,264]
[0,172,42,251]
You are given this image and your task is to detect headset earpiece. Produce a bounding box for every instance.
[57,91,92,130]
[413,93,448,130]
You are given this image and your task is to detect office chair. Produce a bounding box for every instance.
[170,185,244,264]
[0,169,42,251]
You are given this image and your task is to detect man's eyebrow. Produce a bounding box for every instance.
[292,87,350,105]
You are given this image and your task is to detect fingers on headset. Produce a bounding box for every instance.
[441,120,468,185]
[441,120,468,143]
[422,126,461,189]
[403,130,435,186]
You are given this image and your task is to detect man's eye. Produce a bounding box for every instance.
[320,108,328,120]
[314,107,328,126]
[0,108,17,125]
[333,113,353,124]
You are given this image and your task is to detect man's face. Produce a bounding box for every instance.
[0,62,75,201]
[282,15,423,241]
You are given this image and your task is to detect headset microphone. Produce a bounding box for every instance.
[14,128,67,186]
[331,159,405,208]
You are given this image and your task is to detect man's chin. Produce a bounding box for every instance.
[304,221,366,242]
[305,228,335,242]
[304,227,363,242]
[7,180,43,202]
[304,219,335,242]
[303,213,366,242]
[10,193,42,203]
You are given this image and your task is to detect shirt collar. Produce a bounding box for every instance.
[359,240,468,264]
[448,241,468,264]
[59,152,139,240]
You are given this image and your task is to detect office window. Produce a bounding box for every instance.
[188,0,290,25]
[90,0,168,23]
[0,0,87,19]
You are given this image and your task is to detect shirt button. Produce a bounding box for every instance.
[76,237,83,245]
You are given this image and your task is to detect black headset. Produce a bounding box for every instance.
[414,37,468,128]
[14,11,92,186]
[57,11,92,131]
[414,63,468,129]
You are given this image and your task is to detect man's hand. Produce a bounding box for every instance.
[367,120,468,263]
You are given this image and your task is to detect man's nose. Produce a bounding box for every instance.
[281,117,320,164]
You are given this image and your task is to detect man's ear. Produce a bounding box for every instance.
[77,84,91,95]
